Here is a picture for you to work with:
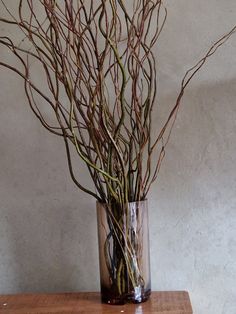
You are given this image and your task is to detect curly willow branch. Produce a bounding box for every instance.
[0,1,235,205]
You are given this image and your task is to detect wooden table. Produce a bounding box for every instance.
[0,291,193,313]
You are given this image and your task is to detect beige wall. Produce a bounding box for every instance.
[0,1,236,313]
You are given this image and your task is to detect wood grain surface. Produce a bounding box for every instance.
[0,291,193,314]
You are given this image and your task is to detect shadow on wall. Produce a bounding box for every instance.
[0,78,236,294]
[150,77,236,304]
[150,76,236,200]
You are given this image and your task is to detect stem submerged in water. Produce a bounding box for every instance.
[97,200,151,304]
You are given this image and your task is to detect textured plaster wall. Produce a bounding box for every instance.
[0,1,236,313]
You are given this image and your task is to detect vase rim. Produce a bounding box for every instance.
[96,199,148,206]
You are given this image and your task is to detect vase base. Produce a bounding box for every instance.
[101,289,151,305]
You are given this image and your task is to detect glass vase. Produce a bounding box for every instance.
[96,200,151,305]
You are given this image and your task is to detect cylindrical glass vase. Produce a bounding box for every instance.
[97,200,151,305]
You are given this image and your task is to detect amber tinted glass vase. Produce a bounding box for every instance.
[97,200,151,305]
